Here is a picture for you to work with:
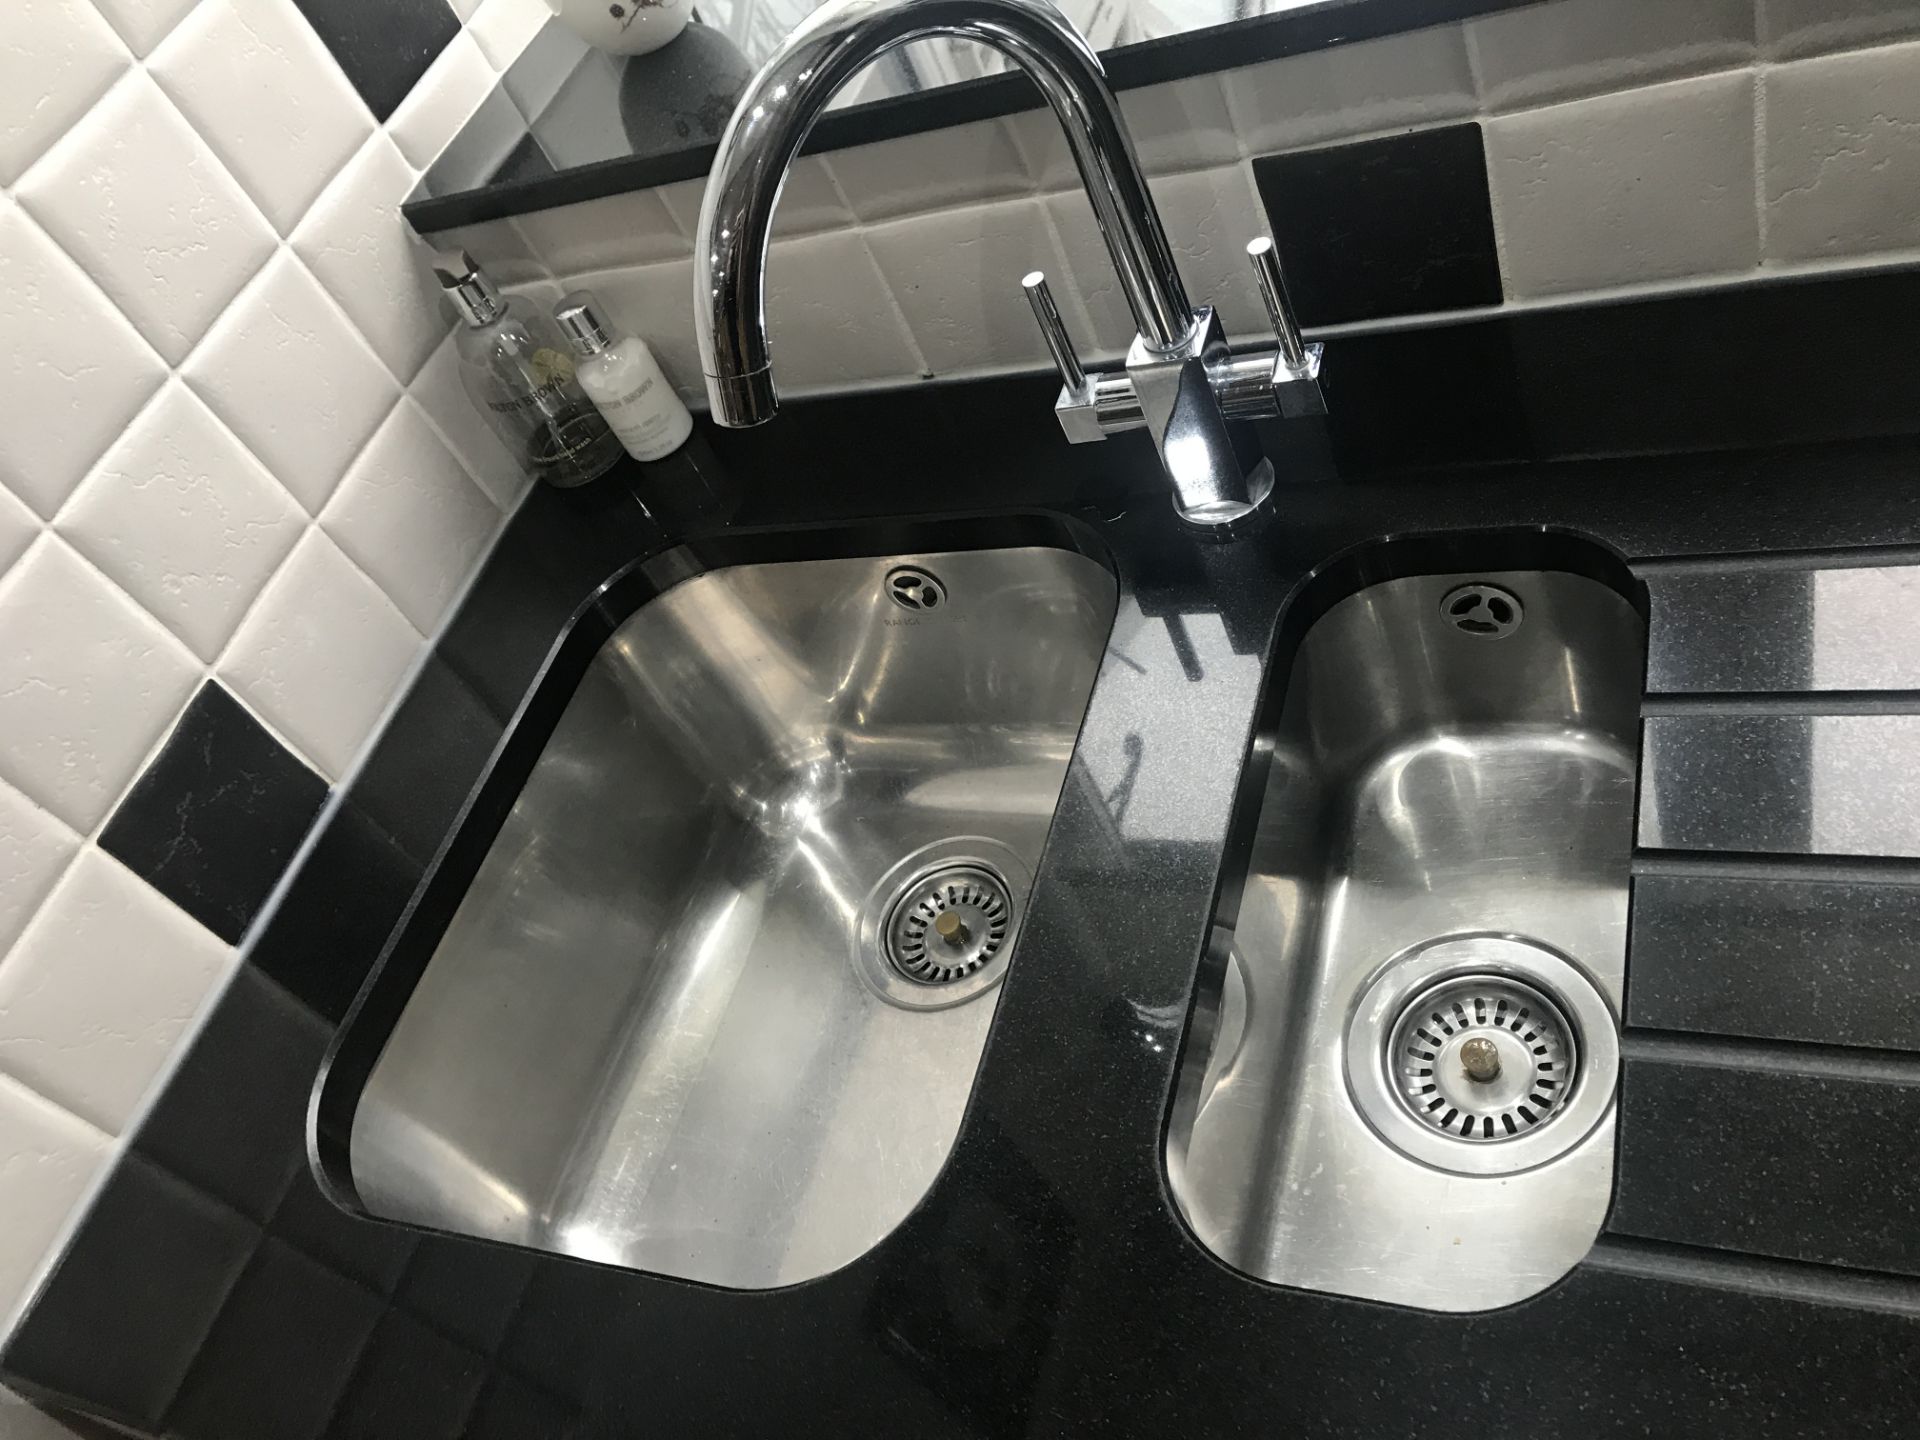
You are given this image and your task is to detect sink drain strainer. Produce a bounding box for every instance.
[852,837,1030,1011]
[1346,935,1620,1177]
[885,866,1011,984]
[1390,975,1574,1141]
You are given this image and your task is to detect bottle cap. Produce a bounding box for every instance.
[554,293,617,359]
[432,249,504,327]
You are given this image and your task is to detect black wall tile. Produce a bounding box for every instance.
[1,1158,258,1433]
[249,797,422,1024]
[1613,1055,1920,1276]
[1252,123,1502,327]
[1629,875,1920,1051]
[164,1239,382,1440]
[100,682,327,945]
[397,1239,537,1357]
[462,1371,580,1440]
[353,655,504,867]
[292,0,460,121]
[268,1167,419,1297]
[330,1310,487,1440]
[134,967,330,1223]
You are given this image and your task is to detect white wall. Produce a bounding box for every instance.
[448,0,1920,398]
[0,0,549,1355]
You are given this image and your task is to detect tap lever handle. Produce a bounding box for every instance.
[1247,238,1309,374]
[1022,271,1087,395]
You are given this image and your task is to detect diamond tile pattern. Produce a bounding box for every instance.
[0,0,128,187]
[0,0,517,1351]
[149,0,374,236]
[58,382,307,662]
[0,537,200,833]
[0,202,167,519]
[16,72,278,364]
[182,251,401,516]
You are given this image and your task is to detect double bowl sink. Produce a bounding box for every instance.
[312,517,1647,1311]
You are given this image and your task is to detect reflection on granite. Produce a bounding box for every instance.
[415,18,754,200]
[410,0,1372,217]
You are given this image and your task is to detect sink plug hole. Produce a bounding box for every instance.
[1440,583,1523,639]
[886,865,1011,985]
[1391,975,1575,1142]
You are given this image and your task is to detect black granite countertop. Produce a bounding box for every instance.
[10,271,1920,1439]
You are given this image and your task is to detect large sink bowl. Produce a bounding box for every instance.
[1167,535,1647,1312]
[314,522,1116,1288]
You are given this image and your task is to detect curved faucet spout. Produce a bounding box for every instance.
[694,0,1194,426]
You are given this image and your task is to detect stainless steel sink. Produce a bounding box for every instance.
[1167,556,1646,1311]
[338,539,1116,1288]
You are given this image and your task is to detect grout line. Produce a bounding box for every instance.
[1633,848,1920,885]
[1634,542,1920,575]
[1586,1233,1920,1318]
[1641,690,1920,717]
[1623,1025,1920,1087]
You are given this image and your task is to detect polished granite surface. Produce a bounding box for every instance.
[405,0,1536,230]
[11,271,1920,1436]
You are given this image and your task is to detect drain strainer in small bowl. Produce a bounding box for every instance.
[1345,935,1620,1177]
[1390,975,1575,1141]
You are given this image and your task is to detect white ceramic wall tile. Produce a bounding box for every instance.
[57,383,307,663]
[425,218,551,286]
[0,851,233,1136]
[762,231,926,390]
[0,487,33,579]
[294,135,454,383]
[1220,26,1478,156]
[322,401,503,633]
[183,252,403,515]
[1,0,545,1352]
[1763,40,1920,263]
[469,0,551,71]
[218,530,424,781]
[408,333,535,507]
[1011,74,1240,189]
[829,119,1035,223]
[0,0,129,187]
[512,190,690,280]
[148,0,375,236]
[0,1074,109,1329]
[1487,70,1760,297]
[0,204,168,520]
[559,259,704,405]
[656,158,853,241]
[0,786,79,960]
[17,73,278,365]
[388,31,498,171]
[86,0,200,58]
[866,197,1082,375]
[0,538,200,834]
[1761,0,1920,59]
[1467,0,1755,111]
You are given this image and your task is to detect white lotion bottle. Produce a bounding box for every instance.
[554,292,695,462]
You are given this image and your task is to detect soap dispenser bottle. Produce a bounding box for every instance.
[432,250,624,489]
[554,292,694,462]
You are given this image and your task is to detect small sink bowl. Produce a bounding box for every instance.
[315,521,1116,1288]
[1166,534,1647,1312]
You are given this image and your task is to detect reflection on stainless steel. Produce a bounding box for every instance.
[1165,568,1646,1312]
[351,545,1116,1288]
[693,0,1324,527]
[1646,564,1920,693]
